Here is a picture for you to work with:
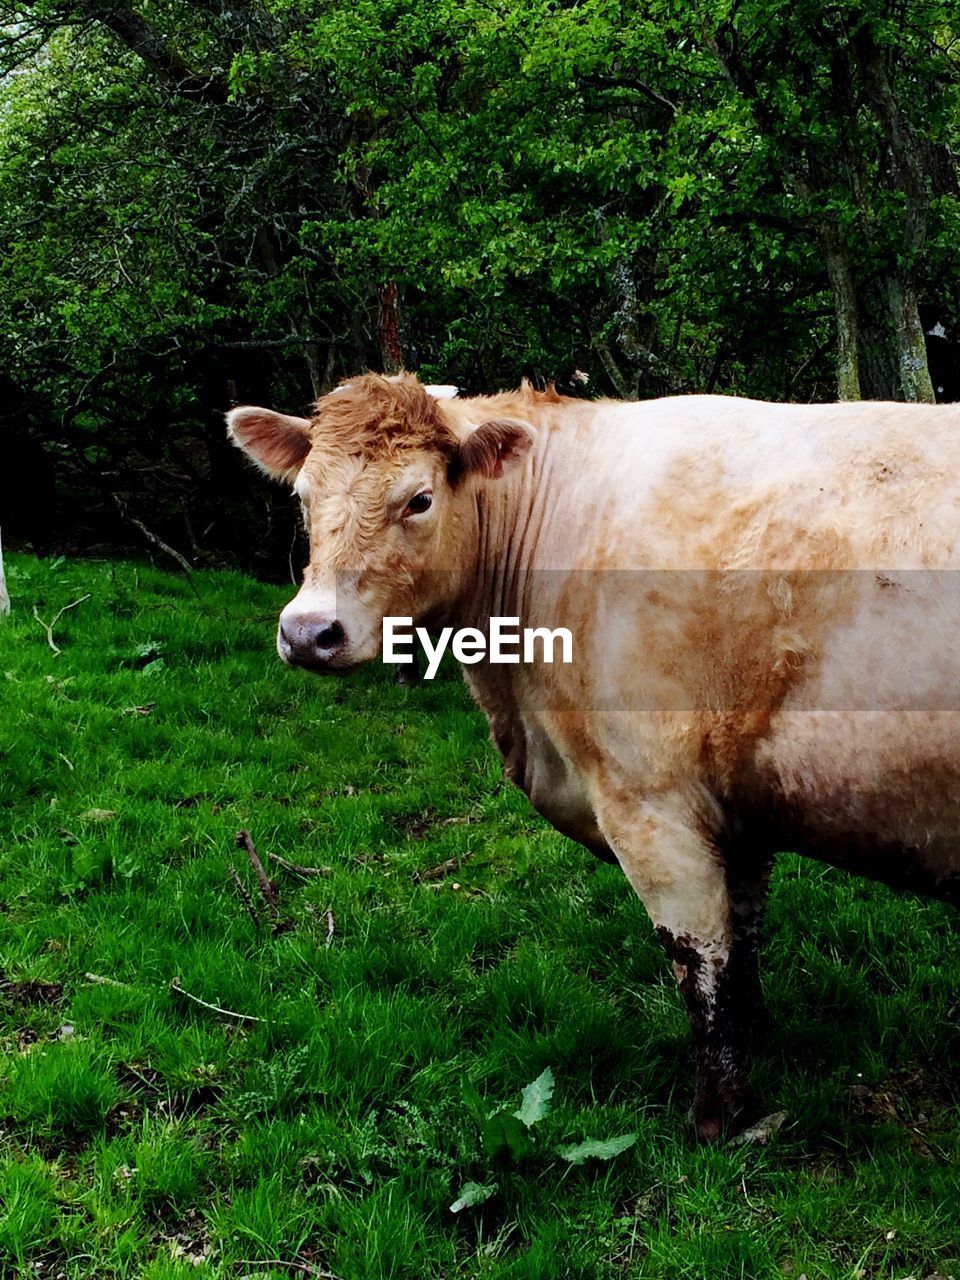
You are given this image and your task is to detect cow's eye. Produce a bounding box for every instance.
[403,491,433,518]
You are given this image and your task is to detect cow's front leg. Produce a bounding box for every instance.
[395,647,421,686]
[599,792,758,1142]
[656,920,759,1142]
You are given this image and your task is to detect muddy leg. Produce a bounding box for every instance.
[725,850,774,1042]
[599,793,759,1142]
[656,922,759,1141]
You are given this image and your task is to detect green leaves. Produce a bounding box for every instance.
[3,0,957,567]
[462,1070,552,1161]
[481,1108,532,1161]
[557,1132,637,1165]
[449,1180,497,1213]
[460,1065,636,1193]
[513,1066,554,1129]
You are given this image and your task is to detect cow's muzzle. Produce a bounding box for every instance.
[277,610,349,672]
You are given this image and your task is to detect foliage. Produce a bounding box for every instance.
[558,1132,638,1165]
[455,1063,635,1205]
[1,3,959,568]
[449,1179,496,1213]
[1,552,960,1276]
[462,1066,555,1161]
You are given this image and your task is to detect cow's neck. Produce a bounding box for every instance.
[450,420,604,846]
[459,428,564,627]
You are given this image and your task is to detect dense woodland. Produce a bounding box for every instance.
[2,0,959,575]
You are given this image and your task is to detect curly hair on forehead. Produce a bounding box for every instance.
[309,373,461,459]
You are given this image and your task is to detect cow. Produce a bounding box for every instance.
[228,372,960,1141]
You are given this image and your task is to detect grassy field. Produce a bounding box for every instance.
[1,552,960,1280]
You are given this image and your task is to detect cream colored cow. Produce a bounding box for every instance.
[229,373,960,1140]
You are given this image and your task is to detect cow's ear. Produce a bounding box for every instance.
[226,406,311,483]
[454,418,535,481]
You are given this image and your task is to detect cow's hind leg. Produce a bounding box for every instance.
[599,793,759,1142]
[725,848,774,1043]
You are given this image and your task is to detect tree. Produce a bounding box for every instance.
[700,0,959,400]
[0,0,958,572]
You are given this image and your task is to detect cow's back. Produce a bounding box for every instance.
[554,396,960,573]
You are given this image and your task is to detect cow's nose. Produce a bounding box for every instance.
[278,613,346,667]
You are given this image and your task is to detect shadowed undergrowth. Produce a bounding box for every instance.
[0,553,959,1279]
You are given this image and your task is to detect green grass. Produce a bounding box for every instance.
[1,552,959,1279]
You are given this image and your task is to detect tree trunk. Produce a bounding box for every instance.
[888,275,936,403]
[377,281,403,374]
[854,277,900,401]
[821,230,861,400]
[74,0,230,103]
[850,272,934,402]
[0,530,9,617]
[852,24,936,404]
[709,20,936,405]
[302,340,323,398]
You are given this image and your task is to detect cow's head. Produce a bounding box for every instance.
[227,373,534,672]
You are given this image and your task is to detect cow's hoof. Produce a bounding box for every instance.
[694,1087,759,1144]
[694,1113,724,1143]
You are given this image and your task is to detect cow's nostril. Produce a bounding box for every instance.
[316,620,345,651]
[278,612,346,666]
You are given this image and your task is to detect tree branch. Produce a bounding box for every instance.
[73,0,230,104]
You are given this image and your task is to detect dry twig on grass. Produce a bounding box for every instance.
[169,977,262,1024]
[83,972,131,989]
[268,851,332,878]
[325,909,335,948]
[128,514,195,577]
[112,494,198,592]
[236,1261,340,1279]
[32,594,91,655]
[236,829,280,920]
[413,850,473,883]
[228,863,260,930]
